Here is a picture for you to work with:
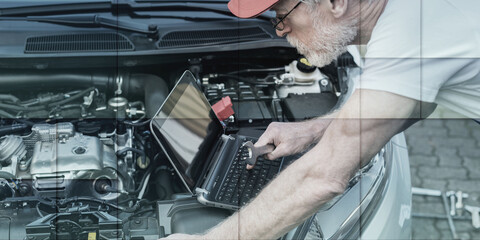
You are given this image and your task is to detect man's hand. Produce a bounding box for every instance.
[254,118,333,160]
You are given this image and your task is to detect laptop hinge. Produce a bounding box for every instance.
[195,187,209,195]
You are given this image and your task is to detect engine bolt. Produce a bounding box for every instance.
[19,184,30,196]
[73,146,87,155]
[19,160,28,171]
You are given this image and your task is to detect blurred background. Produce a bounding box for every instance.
[405,106,480,239]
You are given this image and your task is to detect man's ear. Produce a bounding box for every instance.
[329,0,348,18]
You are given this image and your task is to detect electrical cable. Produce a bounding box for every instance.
[0,94,20,103]
[208,74,276,85]
[134,154,162,199]
[0,87,95,114]
[0,102,45,111]
[0,123,28,136]
[36,202,44,217]
[14,119,35,127]
[47,87,95,108]
[122,119,151,127]
[0,109,15,118]
[134,132,146,148]
[227,67,285,75]
[116,147,146,166]
[122,153,158,196]
[109,199,156,217]
[137,172,151,200]
[133,133,148,165]
[61,197,123,211]
[130,166,155,195]
[0,171,15,179]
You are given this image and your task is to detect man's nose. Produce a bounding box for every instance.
[276,25,292,37]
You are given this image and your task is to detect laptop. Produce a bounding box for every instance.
[150,70,286,210]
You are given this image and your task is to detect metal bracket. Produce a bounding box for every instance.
[115,76,123,95]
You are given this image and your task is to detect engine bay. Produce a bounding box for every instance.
[0,54,356,239]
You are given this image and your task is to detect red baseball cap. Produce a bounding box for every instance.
[228,0,280,18]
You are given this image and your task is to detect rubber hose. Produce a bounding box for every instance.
[0,94,20,103]
[0,171,15,179]
[0,110,15,118]
[128,74,168,118]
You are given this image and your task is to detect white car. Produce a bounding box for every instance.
[0,0,411,239]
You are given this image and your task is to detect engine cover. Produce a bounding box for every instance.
[30,134,103,174]
[19,122,122,199]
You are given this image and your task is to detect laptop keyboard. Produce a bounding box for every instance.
[216,142,281,206]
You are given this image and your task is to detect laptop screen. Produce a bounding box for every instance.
[150,71,224,191]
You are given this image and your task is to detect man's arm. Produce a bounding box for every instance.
[254,110,339,161]
[164,89,423,240]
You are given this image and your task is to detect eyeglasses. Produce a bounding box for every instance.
[271,1,303,31]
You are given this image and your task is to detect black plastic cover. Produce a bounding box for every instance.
[282,93,338,121]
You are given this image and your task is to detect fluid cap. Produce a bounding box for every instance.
[296,57,316,73]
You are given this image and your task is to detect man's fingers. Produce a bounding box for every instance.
[254,134,273,147]
[255,124,278,147]
[265,145,288,160]
[246,164,254,170]
[265,152,276,160]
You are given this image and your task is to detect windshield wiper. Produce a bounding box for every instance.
[0,2,112,17]
[1,14,158,36]
[0,0,270,21]
[0,13,239,36]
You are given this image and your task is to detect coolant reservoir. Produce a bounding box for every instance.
[277,58,326,98]
[285,57,323,84]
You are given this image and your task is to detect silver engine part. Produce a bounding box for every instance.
[108,96,129,119]
[7,122,125,200]
[30,129,104,175]
[30,122,75,142]
[0,135,27,176]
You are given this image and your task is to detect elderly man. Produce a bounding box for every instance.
[164,0,480,239]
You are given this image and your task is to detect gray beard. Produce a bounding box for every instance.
[287,15,358,67]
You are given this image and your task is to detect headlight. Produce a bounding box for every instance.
[284,142,391,240]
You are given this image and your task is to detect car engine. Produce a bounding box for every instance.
[1,122,124,200]
[0,54,356,239]
[0,71,173,239]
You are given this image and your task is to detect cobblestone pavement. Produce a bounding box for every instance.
[404,108,480,240]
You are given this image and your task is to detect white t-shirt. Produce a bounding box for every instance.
[359,0,480,118]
